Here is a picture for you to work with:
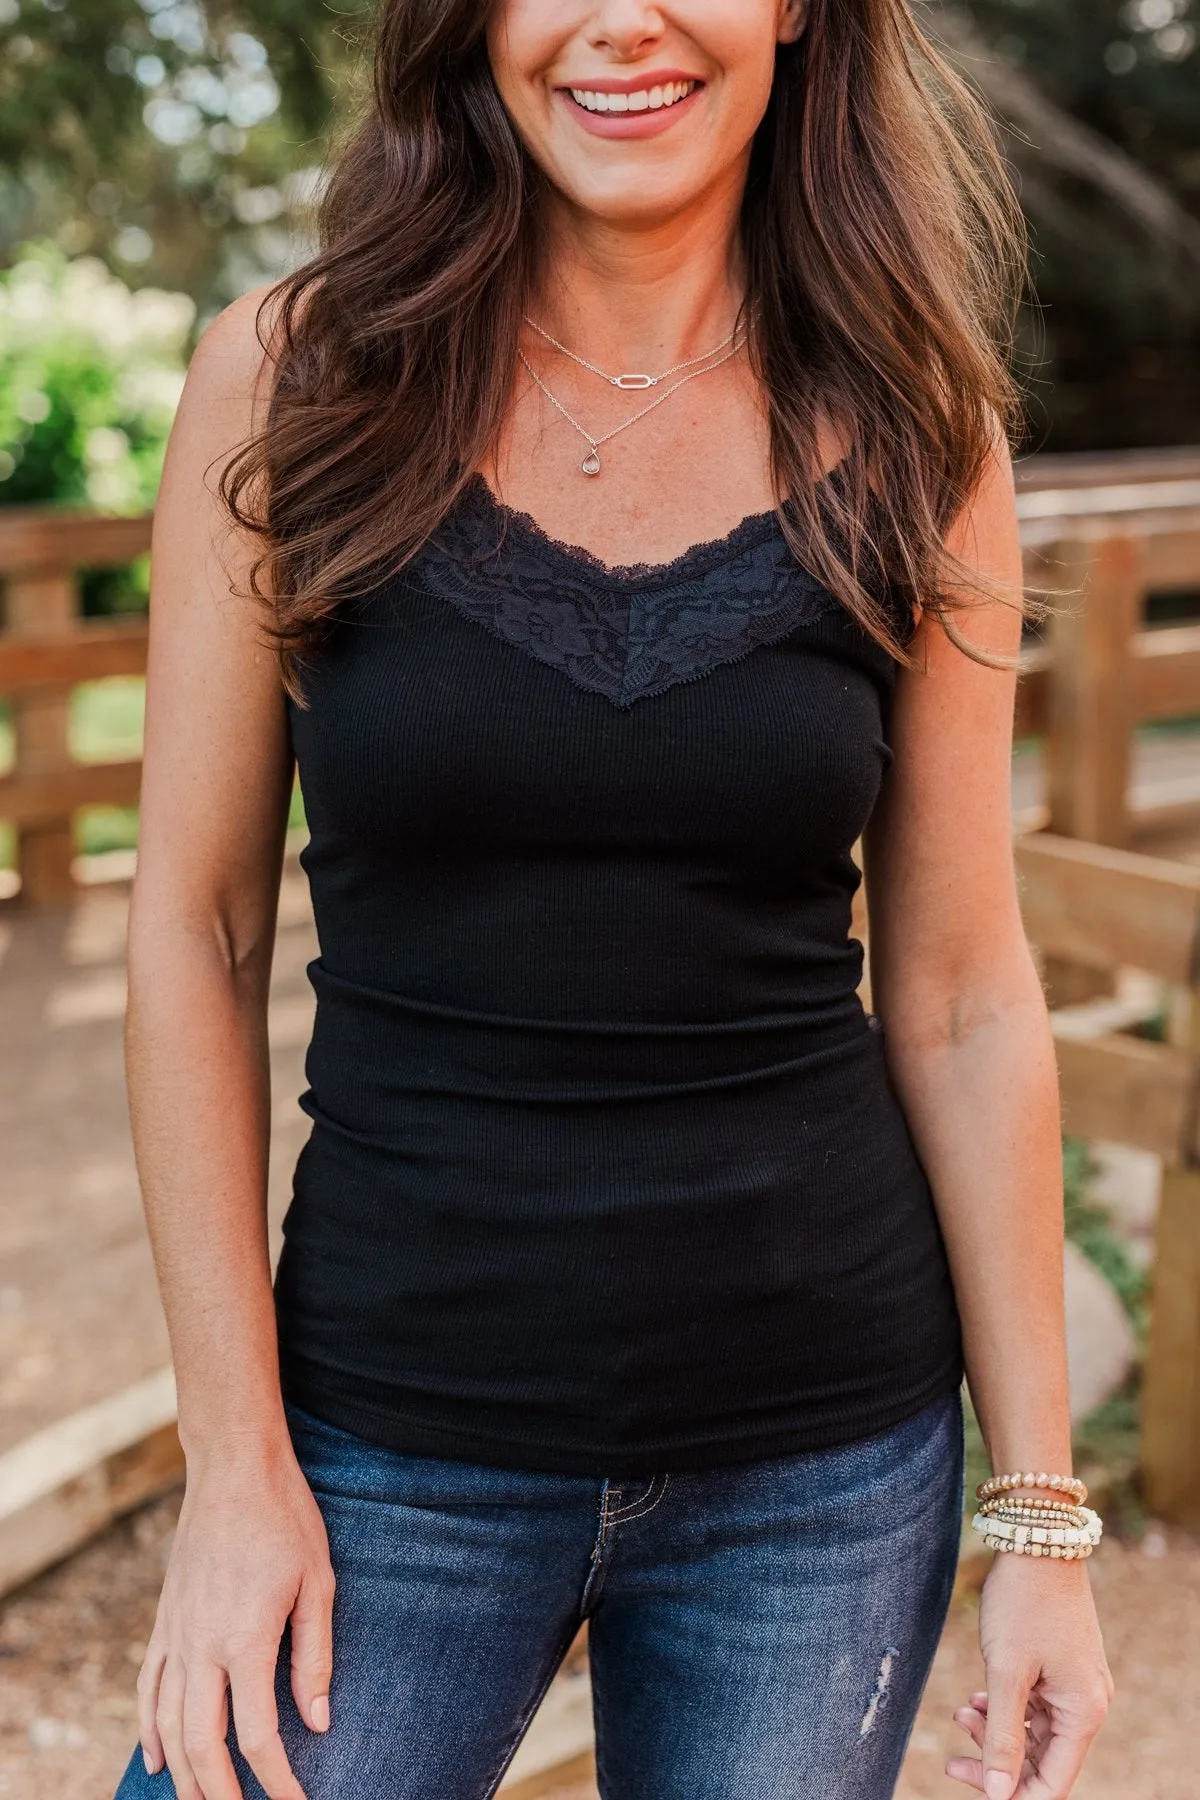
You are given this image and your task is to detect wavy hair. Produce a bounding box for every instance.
[221,0,1030,700]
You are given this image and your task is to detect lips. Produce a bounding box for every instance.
[556,75,706,140]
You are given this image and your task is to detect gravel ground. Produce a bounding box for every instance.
[1,1491,1195,1800]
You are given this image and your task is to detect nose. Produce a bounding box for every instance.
[583,0,667,59]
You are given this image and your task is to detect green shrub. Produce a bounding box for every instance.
[0,241,192,521]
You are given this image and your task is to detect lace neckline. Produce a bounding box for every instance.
[458,460,852,591]
[412,469,852,710]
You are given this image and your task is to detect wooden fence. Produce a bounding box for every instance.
[1014,830,1200,1527]
[0,508,149,905]
[1015,477,1200,847]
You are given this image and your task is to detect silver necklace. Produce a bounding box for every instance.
[518,327,749,477]
[523,314,743,391]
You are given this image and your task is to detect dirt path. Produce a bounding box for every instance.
[0,1490,1194,1800]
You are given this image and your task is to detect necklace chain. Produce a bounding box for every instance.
[517,322,750,477]
[523,314,743,390]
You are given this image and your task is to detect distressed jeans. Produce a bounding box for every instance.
[114,1387,964,1799]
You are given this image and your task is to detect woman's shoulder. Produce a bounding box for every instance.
[186,269,329,430]
[181,280,293,434]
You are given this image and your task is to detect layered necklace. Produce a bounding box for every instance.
[519,311,750,477]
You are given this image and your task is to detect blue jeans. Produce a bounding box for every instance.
[115,1388,963,1799]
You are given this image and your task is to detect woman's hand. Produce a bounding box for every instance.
[946,1550,1113,1799]
[137,1432,335,1800]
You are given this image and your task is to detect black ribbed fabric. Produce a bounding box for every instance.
[274,476,963,1476]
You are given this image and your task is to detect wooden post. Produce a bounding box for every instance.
[1046,533,1143,848]
[1042,535,1144,1005]
[4,567,80,905]
[1141,974,1200,1527]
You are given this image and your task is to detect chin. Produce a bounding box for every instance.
[554,160,715,228]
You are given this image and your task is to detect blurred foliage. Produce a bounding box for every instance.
[0,0,1196,445]
[0,240,192,514]
[952,0,1200,446]
[965,0,1198,193]
[0,0,372,316]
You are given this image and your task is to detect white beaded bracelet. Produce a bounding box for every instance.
[983,1535,1093,1560]
[970,1506,1103,1560]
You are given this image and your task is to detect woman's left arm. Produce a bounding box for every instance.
[861,435,1114,1800]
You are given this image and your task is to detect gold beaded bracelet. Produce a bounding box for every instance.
[981,1493,1085,1513]
[978,1490,1093,1519]
[980,1506,1090,1532]
[976,1470,1087,1506]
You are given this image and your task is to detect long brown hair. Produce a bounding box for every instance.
[222,0,1029,701]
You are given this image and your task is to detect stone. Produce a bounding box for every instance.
[1064,1238,1138,1420]
[1085,1139,1161,1239]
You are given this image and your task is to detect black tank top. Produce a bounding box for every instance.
[274,473,963,1475]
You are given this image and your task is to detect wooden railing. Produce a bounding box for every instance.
[0,509,150,904]
[1014,481,1200,848]
[1014,830,1200,1527]
[1013,444,1200,491]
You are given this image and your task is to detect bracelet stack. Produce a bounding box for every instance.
[971,1471,1103,1561]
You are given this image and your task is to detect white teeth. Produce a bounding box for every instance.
[568,79,696,115]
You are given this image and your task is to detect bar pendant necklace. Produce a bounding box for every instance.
[518,317,749,477]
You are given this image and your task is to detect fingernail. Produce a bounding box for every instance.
[311,1695,330,1732]
[143,1749,156,1775]
[985,1773,1015,1800]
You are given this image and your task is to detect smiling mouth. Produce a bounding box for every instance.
[565,79,701,115]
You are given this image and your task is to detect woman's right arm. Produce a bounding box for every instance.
[126,287,333,1800]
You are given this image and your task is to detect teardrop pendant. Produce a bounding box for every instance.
[581,450,602,477]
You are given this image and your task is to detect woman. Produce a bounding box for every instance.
[115,2,1113,1797]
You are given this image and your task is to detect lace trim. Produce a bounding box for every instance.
[415,476,846,709]
[457,471,808,588]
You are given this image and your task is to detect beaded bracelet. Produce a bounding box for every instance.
[978,1490,1093,1519]
[978,1534,1094,1560]
[980,1504,1101,1540]
[981,1533,1093,1560]
[979,1497,1090,1524]
[970,1504,1103,1561]
[977,1500,1102,1533]
[980,1493,1087,1515]
[977,1470,1087,1505]
[978,1504,1101,1533]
